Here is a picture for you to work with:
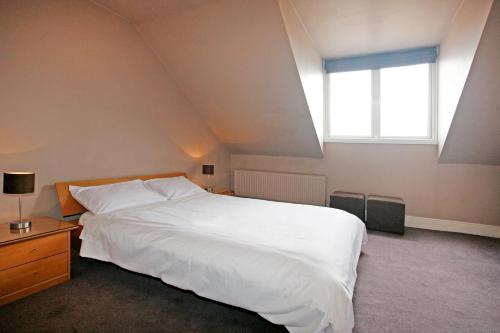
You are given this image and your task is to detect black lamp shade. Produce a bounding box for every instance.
[202,164,214,175]
[3,172,35,194]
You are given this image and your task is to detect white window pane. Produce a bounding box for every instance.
[329,70,372,137]
[380,64,430,137]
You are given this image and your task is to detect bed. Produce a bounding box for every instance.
[55,173,367,333]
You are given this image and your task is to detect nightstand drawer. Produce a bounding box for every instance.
[0,232,67,270]
[0,253,68,297]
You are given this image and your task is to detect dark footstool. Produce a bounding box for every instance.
[366,195,405,234]
[330,191,366,222]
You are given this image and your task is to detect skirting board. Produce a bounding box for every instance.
[405,215,500,239]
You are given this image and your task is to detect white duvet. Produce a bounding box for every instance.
[79,193,367,333]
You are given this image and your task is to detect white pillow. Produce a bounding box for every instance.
[69,179,166,215]
[144,176,206,200]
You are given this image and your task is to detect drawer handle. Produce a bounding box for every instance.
[30,248,39,253]
[33,271,39,276]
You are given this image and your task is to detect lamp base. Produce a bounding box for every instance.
[10,227,31,234]
[10,220,32,230]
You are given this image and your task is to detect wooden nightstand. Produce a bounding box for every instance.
[0,217,78,305]
[212,188,235,196]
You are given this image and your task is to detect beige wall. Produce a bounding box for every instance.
[231,143,500,226]
[2,0,498,229]
[0,0,229,222]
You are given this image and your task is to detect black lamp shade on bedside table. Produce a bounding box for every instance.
[3,172,35,231]
[202,165,214,192]
[202,164,214,175]
[3,172,35,194]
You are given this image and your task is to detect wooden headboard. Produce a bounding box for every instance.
[55,172,186,218]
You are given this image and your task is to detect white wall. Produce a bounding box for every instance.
[231,144,500,226]
[0,0,229,222]
[438,0,493,155]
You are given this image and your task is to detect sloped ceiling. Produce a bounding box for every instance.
[91,0,211,22]
[278,0,324,146]
[439,0,500,165]
[93,0,498,165]
[94,0,323,158]
[438,0,493,161]
[290,0,463,58]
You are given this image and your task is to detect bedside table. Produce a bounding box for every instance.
[0,217,78,305]
[212,188,235,196]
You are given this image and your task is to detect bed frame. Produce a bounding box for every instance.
[55,172,186,218]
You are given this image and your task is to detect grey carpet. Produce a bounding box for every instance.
[1,228,499,333]
[354,229,500,333]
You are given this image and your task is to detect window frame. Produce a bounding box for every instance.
[324,62,437,144]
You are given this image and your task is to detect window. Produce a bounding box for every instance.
[329,70,372,137]
[379,64,431,138]
[325,48,437,144]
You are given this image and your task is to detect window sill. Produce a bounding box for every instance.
[324,138,437,145]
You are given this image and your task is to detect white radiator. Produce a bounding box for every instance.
[233,170,326,206]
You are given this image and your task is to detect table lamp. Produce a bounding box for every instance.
[202,164,214,192]
[3,172,35,230]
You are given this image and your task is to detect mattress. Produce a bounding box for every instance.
[79,192,367,333]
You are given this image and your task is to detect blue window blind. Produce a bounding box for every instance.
[325,46,438,73]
